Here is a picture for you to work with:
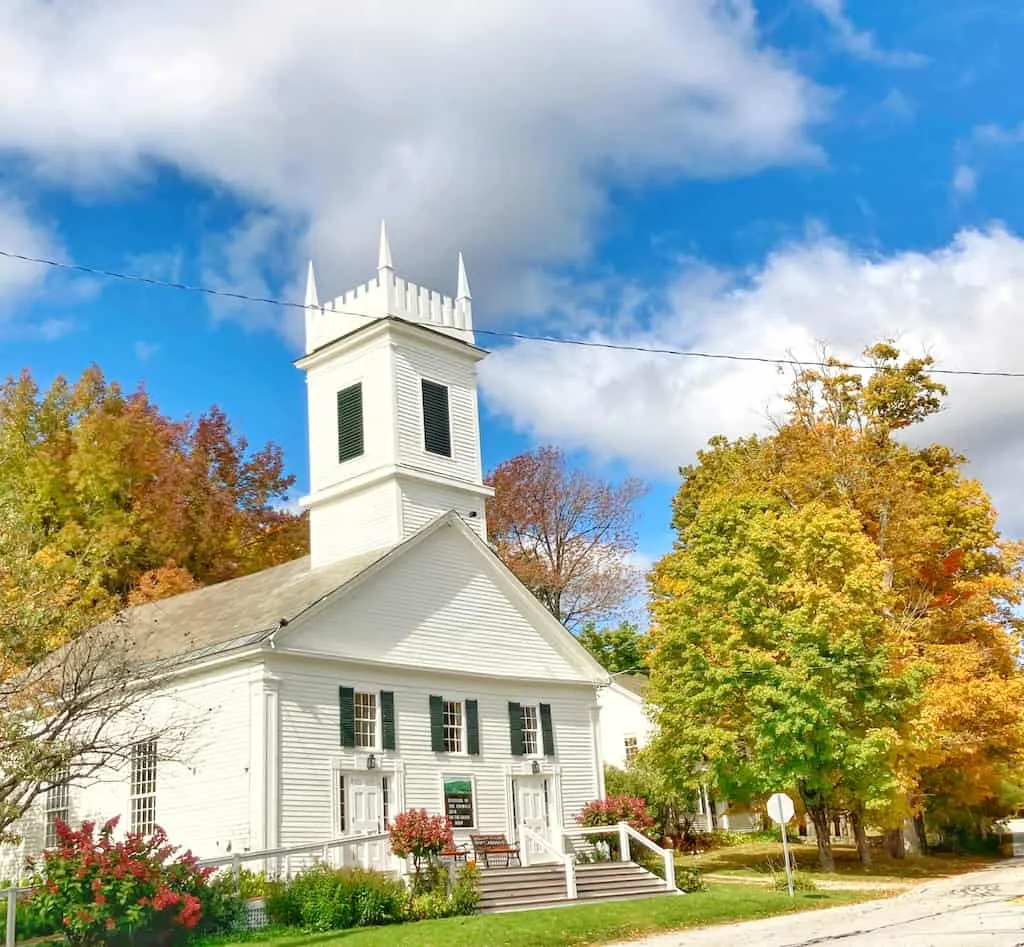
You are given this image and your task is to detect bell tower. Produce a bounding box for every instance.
[296,223,493,569]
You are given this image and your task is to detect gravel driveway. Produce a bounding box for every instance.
[611,860,1024,946]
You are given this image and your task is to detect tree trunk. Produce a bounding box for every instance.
[913,814,928,855]
[806,805,835,871]
[798,781,835,872]
[849,808,870,867]
[884,827,905,859]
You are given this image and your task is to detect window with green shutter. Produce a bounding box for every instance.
[381,691,396,751]
[466,700,480,756]
[337,383,364,462]
[508,701,525,756]
[421,379,452,457]
[339,686,356,748]
[539,703,555,756]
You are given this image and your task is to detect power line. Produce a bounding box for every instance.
[4,245,1024,379]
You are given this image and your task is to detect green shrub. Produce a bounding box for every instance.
[195,871,247,935]
[449,864,480,916]
[675,866,706,893]
[0,894,63,941]
[264,865,406,932]
[768,868,817,892]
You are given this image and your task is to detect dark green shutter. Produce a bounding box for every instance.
[381,691,396,751]
[337,384,364,462]
[539,703,555,756]
[421,380,452,457]
[429,695,444,752]
[339,686,355,748]
[508,702,525,756]
[466,700,480,755]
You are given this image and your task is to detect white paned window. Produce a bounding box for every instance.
[44,774,69,849]
[130,739,158,835]
[443,701,463,753]
[624,735,639,763]
[521,705,539,755]
[355,692,377,749]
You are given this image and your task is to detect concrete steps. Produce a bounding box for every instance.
[478,860,675,913]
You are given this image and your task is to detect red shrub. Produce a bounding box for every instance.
[576,794,655,837]
[388,809,453,874]
[26,816,213,947]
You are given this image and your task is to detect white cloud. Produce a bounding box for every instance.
[0,195,66,334]
[953,164,977,197]
[134,340,159,362]
[480,226,1024,535]
[806,0,926,68]
[0,1,824,328]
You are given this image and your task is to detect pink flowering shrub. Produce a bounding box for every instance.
[577,794,656,862]
[388,809,453,876]
[26,816,214,947]
[577,794,655,836]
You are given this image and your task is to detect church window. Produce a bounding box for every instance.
[421,380,452,457]
[520,705,539,755]
[624,735,639,763]
[337,383,364,462]
[130,739,157,835]
[442,700,463,753]
[354,692,377,749]
[44,771,70,849]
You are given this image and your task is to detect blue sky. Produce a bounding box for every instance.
[4,0,1024,591]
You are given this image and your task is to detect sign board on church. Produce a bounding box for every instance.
[443,778,475,828]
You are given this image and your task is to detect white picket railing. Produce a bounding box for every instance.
[568,823,677,892]
[198,831,395,887]
[518,824,577,899]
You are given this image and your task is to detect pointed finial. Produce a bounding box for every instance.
[304,260,319,308]
[456,252,471,300]
[378,220,393,272]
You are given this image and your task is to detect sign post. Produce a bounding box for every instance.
[766,792,796,897]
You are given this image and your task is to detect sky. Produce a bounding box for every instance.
[3,0,1024,584]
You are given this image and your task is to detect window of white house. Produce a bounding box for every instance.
[381,775,390,829]
[337,773,347,832]
[624,736,639,763]
[443,700,463,753]
[355,692,377,749]
[44,774,69,849]
[521,705,539,755]
[130,739,157,836]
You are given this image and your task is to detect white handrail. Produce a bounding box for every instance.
[198,831,393,888]
[568,822,677,892]
[519,824,577,900]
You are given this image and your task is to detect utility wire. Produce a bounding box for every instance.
[4,246,1024,379]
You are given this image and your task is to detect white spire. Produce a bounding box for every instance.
[456,251,471,300]
[378,220,394,272]
[304,260,319,308]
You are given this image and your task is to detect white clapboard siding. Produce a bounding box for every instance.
[400,480,485,538]
[286,522,593,683]
[3,661,256,870]
[598,682,654,770]
[392,344,483,485]
[308,478,399,566]
[275,656,601,849]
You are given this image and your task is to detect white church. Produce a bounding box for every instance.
[2,227,671,904]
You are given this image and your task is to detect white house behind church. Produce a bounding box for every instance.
[1,226,612,881]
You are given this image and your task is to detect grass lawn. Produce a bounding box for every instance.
[194,886,885,947]
[683,841,1000,884]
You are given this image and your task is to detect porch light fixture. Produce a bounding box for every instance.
[531,760,540,774]
[367,753,377,771]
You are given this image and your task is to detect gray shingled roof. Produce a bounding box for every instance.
[107,548,390,664]
[613,672,648,698]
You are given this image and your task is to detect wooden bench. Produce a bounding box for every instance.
[470,833,521,868]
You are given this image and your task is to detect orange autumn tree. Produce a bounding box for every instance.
[486,446,646,629]
[648,343,1024,864]
[0,365,308,655]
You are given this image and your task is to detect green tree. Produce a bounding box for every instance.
[649,490,918,870]
[648,342,1024,867]
[576,621,649,673]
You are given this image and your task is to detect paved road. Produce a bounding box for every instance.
[613,861,1024,947]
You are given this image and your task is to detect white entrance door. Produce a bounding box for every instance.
[342,773,388,870]
[515,776,557,863]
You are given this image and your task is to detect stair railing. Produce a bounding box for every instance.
[569,822,677,892]
[518,823,577,899]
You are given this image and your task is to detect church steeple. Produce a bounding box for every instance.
[296,227,492,570]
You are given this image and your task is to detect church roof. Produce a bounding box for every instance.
[107,547,391,666]
[612,672,648,698]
